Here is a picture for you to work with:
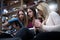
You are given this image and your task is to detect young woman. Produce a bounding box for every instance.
[17,9,28,27]
[27,7,37,28]
[37,2,60,32]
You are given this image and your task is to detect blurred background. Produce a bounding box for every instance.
[0,0,60,32]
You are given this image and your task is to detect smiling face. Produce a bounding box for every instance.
[18,11,24,20]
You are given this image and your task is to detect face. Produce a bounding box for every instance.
[18,11,24,20]
[27,8,34,18]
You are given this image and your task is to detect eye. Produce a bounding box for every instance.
[28,11,32,13]
[19,13,24,15]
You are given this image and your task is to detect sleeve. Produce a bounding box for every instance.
[8,18,24,28]
[42,24,60,32]
[42,12,60,32]
[8,18,18,24]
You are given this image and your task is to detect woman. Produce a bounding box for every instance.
[37,2,60,32]
[17,9,28,27]
[27,7,37,28]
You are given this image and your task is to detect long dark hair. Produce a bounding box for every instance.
[27,7,37,27]
[27,7,37,19]
[17,9,28,27]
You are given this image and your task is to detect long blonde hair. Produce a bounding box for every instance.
[37,2,50,20]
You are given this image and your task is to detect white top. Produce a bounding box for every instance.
[42,11,60,32]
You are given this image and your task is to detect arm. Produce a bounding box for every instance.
[2,18,18,27]
[42,12,60,32]
[42,24,60,32]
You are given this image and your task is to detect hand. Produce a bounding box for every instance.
[34,19,42,28]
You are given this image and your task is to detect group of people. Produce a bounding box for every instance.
[2,1,60,40]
